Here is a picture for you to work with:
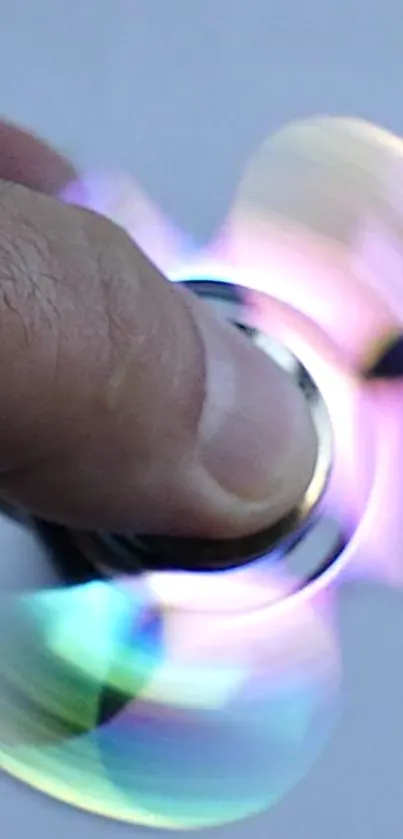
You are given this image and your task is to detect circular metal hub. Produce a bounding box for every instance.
[35,277,352,595]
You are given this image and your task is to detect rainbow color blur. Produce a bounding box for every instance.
[1,117,403,829]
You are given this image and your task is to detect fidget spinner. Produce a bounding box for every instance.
[1,116,403,830]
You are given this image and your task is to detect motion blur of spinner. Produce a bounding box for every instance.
[1,116,403,830]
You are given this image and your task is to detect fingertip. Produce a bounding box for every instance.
[173,289,319,538]
[0,119,76,195]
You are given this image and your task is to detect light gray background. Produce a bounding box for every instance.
[0,1,403,836]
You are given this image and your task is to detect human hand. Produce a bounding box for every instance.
[0,120,317,540]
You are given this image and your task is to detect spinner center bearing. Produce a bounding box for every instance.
[36,277,364,599]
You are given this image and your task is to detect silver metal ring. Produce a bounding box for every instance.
[35,277,373,600]
[63,277,355,594]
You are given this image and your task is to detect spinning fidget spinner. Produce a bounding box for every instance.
[1,116,403,830]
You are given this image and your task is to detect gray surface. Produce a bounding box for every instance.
[0,1,402,836]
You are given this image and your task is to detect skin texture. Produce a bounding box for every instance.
[0,120,317,539]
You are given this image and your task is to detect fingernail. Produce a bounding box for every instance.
[189,294,318,516]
